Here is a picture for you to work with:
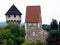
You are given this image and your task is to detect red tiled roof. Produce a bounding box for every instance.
[25,6,41,23]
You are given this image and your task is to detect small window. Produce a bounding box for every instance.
[33,23,36,26]
[14,15,16,18]
[11,20,13,22]
[8,15,10,18]
[28,23,31,26]
[14,20,16,22]
[33,32,35,36]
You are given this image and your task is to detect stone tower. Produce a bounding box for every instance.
[5,5,22,24]
[25,6,48,42]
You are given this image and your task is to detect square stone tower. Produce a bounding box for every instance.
[25,6,44,41]
[5,4,22,24]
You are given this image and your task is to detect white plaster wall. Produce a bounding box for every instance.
[6,15,21,21]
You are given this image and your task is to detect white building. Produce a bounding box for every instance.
[5,4,22,24]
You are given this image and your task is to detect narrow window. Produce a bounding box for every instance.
[33,32,35,36]
[8,15,10,18]
[14,15,16,18]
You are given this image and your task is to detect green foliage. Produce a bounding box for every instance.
[21,41,32,45]
[32,40,45,45]
[42,24,50,31]
[22,40,46,45]
[35,40,44,45]
[58,21,60,30]
[0,27,14,45]
[59,21,60,26]
[20,28,25,37]
[5,23,25,38]
[0,28,13,40]
[5,23,21,37]
[0,23,25,45]
[50,19,58,30]
[15,37,25,45]
[7,38,14,45]
[46,30,60,45]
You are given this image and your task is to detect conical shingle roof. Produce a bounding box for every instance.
[5,5,22,15]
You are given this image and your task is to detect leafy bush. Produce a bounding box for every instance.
[46,30,60,45]
[0,23,25,45]
[15,37,25,45]
[32,40,45,45]
[50,19,58,30]
[22,40,46,45]
[42,24,50,31]
[21,41,32,45]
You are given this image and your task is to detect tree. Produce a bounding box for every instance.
[7,38,14,45]
[20,27,25,37]
[5,23,25,45]
[21,41,32,45]
[50,19,58,30]
[46,30,60,45]
[0,27,15,45]
[33,40,44,45]
[58,21,60,30]
[15,37,25,45]
[5,23,25,37]
[21,40,46,45]
[5,23,21,37]
[42,24,50,31]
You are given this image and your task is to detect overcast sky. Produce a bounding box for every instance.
[0,0,60,24]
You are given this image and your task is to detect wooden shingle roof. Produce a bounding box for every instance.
[25,6,41,23]
[5,4,22,15]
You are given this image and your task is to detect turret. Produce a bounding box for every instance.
[5,4,22,24]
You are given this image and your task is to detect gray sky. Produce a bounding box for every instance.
[0,0,60,24]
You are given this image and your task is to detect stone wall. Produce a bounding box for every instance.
[25,23,48,42]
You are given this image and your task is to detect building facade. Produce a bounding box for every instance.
[25,6,48,42]
[5,5,22,24]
